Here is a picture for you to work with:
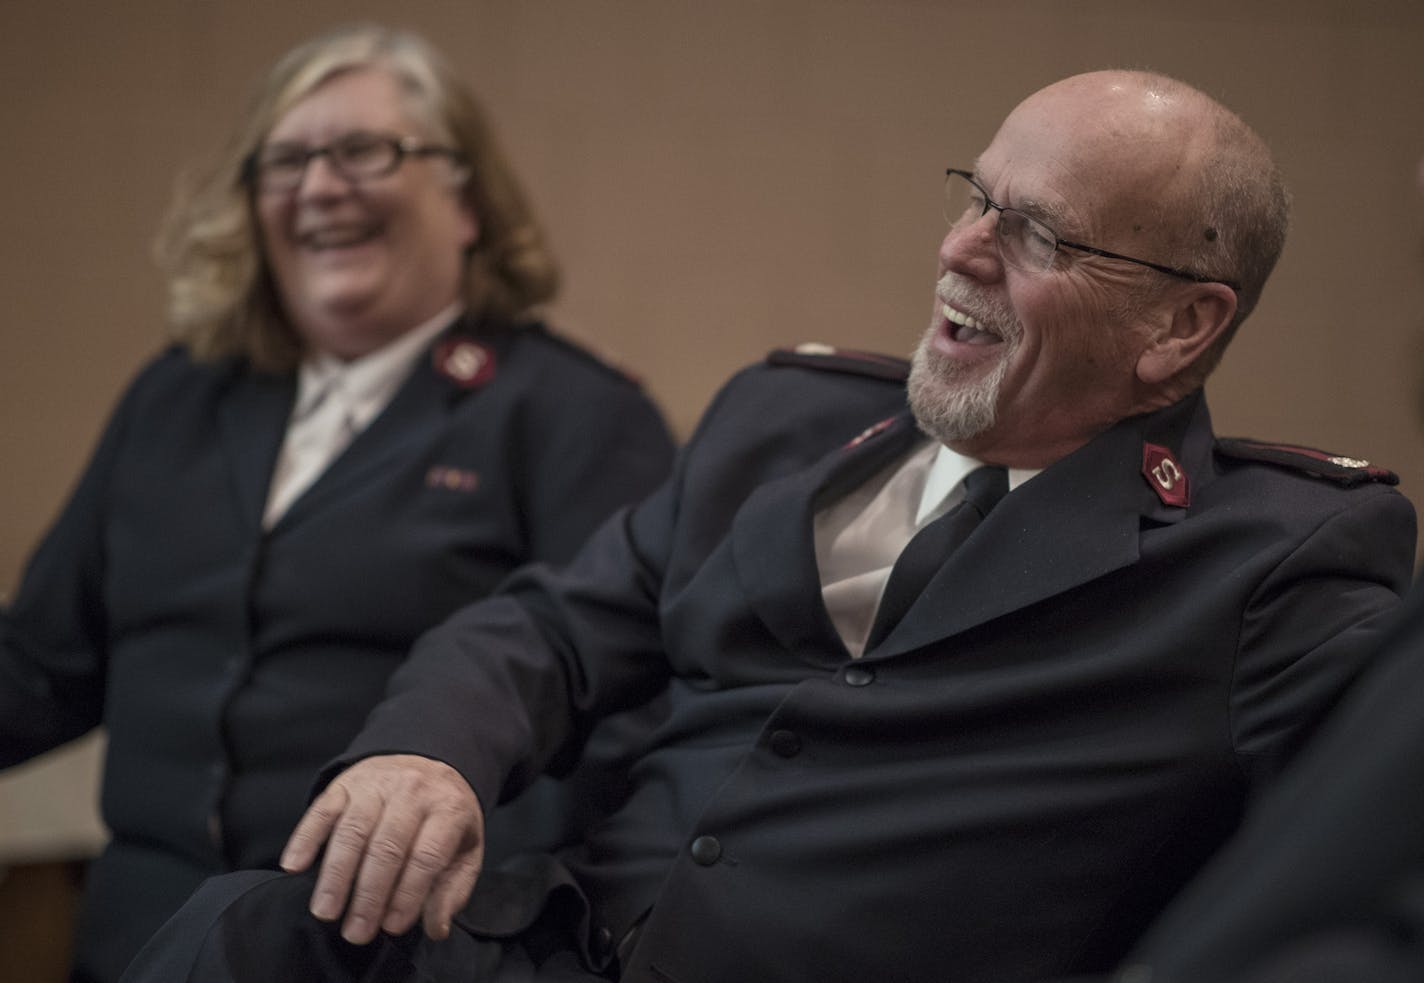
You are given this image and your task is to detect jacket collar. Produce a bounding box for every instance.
[869,390,1210,658]
[731,412,923,667]
[731,391,1212,664]
[221,313,506,536]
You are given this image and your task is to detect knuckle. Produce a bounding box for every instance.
[432,797,474,824]
[366,835,409,867]
[347,884,388,912]
[387,881,425,915]
[406,844,448,876]
[304,800,341,825]
[327,819,375,853]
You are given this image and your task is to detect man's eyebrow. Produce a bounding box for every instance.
[1016,195,1072,234]
[970,160,1074,234]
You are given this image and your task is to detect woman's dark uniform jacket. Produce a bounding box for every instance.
[131,349,1416,983]
[0,316,675,983]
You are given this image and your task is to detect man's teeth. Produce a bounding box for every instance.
[943,304,1000,344]
[943,304,982,331]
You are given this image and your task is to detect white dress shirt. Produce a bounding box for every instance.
[815,439,1035,657]
[262,303,462,529]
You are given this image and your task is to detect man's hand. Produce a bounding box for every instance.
[279,754,485,945]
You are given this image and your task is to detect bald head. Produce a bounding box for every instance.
[911,70,1288,466]
[1004,71,1288,366]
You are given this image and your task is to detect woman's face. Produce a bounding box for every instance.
[255,67,477,360]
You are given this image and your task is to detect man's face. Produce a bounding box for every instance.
[909,80,1183,469]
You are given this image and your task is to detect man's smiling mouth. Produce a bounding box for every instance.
[945,304,1003,346]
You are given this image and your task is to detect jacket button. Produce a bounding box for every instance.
[769,729,801,758]
[593,925,614,958]
[844,665,875,686]
[689,835,722,866]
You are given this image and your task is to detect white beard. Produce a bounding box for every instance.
[907,278,1019,444]
[907,334,1009,443]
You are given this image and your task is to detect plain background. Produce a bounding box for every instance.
[1,0,1422,972]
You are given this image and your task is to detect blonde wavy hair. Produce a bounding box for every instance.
[158,24,559,372]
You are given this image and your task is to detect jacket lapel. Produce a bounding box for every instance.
[867,393,1208,659]
[272,321,495,532]
[216,366,295,535]
[731,411,922,666]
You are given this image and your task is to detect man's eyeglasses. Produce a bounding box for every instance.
[943,169,1239,291]
[243,131,464,193]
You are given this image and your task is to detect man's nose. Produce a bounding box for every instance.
[938,209,1004,282]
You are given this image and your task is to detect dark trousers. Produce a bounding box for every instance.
[118,870,607,983]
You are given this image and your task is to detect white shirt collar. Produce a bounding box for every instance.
[916,442,1039,526]
[294,302,463,427]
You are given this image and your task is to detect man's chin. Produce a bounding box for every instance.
[911,405,997,446]
[907,377,999,445]
[908,341,1003,445]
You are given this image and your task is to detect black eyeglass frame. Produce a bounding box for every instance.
[242,132,466,191]
[945,168,1240,292]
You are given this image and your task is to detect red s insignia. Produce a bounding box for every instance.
[1142,443,1190,508]
[434,340,496,388]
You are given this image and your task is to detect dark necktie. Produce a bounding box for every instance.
[864,465,1009,650]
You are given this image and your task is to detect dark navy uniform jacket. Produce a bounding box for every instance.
[1113,576,1424,983]
[0,317,674,983]
[337,351,1416,983]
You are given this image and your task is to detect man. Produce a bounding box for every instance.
[125,70,1415,983]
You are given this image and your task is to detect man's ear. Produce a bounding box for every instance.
[1136,282,1238,386]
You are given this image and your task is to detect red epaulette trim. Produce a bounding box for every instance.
[766,343,909,382]
[1216,437,1399,487]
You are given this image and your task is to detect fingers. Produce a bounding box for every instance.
[280,782,349,874]
[275,755,485,946]
[421,847,484,940]
[382,806,484,939]
[327,792,422,942]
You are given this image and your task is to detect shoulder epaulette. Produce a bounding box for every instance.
[522,322,648,388]
[1215,437,1399,487]
[766,343,909,382]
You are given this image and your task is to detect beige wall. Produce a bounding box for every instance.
[2,0,1424,857]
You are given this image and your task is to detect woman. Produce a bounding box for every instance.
[0,24,672,983]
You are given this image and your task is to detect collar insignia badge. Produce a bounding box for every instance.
[1143,442,1190,508]
[435,339,495,388]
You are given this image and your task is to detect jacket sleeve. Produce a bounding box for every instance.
[325,359,898,814]
[338,465,680,813]
[330,367,754,812]
[0,358,161,767]
[1126,579,1424,983]
[1229,486,1417,784]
